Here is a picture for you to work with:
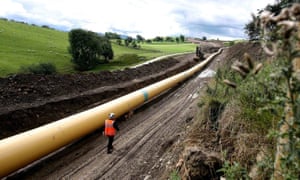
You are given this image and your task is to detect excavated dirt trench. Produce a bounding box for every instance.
[0,54,197,139]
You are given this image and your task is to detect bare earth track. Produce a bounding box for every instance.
[2,42,266,179]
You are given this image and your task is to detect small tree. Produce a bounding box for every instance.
[125,39,129,46]
[105,32,120,39]
[116,39,122,45]
[244,0,298,41]
[124,36,133,47]
[244,16,261,41]
[136,34,144,43]
[165,36,174,42]
[179,34,185,42]
[100,37,114,62]
[126,36,133,43]
[153,36,164,42]
[69,29,114,70]
[131,41,138,48]
[69,29,100,71]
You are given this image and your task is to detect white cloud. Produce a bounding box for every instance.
[0,0,27,17]
[0,0,275,40]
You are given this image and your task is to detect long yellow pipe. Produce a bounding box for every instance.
[0,49,222,177]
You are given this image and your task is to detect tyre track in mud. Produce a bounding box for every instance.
[7,53,220,180]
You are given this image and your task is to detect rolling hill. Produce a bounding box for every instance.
[0,19,72,76]
[0,19,197,77]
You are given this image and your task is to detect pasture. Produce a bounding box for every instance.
[0,19,197,77]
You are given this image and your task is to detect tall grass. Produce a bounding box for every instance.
[198,58,283,179]
[205,61,282,134]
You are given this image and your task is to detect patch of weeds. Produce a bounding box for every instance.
[169,170,181,180]
[20,62,57,75]
[217,160,250,180]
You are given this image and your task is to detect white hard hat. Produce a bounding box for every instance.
[109,113,115,119]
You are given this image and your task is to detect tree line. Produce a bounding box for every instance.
[113,34,186,48]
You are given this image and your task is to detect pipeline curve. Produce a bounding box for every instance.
[2,49,223,179]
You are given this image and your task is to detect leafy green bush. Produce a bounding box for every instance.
[218,161,249,180]
[20,62,57,75]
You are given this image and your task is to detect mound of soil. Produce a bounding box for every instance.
[0,54,198,139]
[0,58,179,108]
[221,41,267,65]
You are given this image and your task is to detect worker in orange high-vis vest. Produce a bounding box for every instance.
[104,113,119,154]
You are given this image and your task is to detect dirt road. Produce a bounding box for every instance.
[6,53,220,180]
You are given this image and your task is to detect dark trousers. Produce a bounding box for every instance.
[107,136,114,153]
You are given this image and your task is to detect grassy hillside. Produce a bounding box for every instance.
[0,19,72,76]
[0,19,197,77]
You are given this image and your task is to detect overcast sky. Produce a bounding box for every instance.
[0,0,275,40]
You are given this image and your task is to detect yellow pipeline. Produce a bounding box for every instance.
[0,49,222,177]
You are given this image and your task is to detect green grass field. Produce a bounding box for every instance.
[0,19,72,76]
[0,19,197,77]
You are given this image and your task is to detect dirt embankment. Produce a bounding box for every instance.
[171,41,270,179]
